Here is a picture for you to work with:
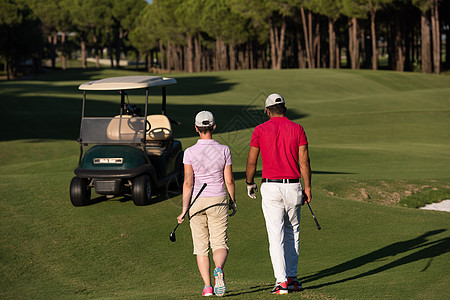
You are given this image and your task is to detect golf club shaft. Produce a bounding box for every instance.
[180,183,207,220]
[306,201,321,230]
[173,182,207,232]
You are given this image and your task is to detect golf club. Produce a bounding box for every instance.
[169,183,207,242]
[306,201,321,230]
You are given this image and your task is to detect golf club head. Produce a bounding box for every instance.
[169,231,176,242]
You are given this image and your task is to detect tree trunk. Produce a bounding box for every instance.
[328,17,336,68]
[270,16,286,70]
[446,30,450,69]
[348,17,360,69]
[93,34,100,69]
[300,8,313,68]
[229,44,236,70]
[6,58,11,80]
[431,0,440,74]
[370,7,378,70]
[297,29,306,68]
[175,44,182,71]
[394,20,405,71]
[269,18,276,69]
[421,10,432,73]
[249,41,254,69]
[314,20,320,68]
[61,32,67,70]
[214,37,223,71]
[194,33,201,72]
[220,38,227,70]
[278,16,286,69]
[186,34,193,73]
[166,41,172,71]
[309,12,313,66]
[81,39,87,69]
[48,34,56,69]
[135,49,139,70]
[238,46,244,70]
[269,16,286,70]
[243,44,249,69]
[115,31,125,69]
[159,40,165,70]
[336,44,340,69]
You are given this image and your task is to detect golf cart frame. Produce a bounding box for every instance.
[70,76,183,206]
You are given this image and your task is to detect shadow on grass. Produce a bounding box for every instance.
[1,72,308,142]
[225,283,273,296]
[1,99,308,141]
[81,185,182,207]
[302,229,449,289]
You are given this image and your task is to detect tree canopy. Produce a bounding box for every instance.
[0,0,447,78]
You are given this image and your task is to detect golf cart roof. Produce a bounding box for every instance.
[78,76,177,91]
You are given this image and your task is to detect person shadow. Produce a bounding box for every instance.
[302,229,449,289]
[223,231,448,296]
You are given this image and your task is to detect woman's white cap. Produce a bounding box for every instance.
[195,110,215,127]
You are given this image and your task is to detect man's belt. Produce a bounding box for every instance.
[262,178,300,184]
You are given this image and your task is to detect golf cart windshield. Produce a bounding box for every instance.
[80,116,146,144]
[77,76,177,145]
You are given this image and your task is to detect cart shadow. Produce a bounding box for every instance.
[87,186,182,206]
[302,229,449,290]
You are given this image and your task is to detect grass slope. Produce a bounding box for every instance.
[1,68,449,299]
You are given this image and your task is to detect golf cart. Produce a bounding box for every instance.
[70,76,183,206]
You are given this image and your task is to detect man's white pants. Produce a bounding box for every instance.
[261,182,303,283]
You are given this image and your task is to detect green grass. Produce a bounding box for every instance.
[1,68,449,299]
[399,188,450,208]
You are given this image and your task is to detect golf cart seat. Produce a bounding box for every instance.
[107,115,143,142]
[145,114,172,156]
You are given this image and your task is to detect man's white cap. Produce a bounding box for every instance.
[265,93,285,108]
[195,110,215,127]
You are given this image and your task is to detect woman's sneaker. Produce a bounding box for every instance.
[271,281,288,295]
[202,286,213,296]
[214,267,226,296]
[287,277,303,291]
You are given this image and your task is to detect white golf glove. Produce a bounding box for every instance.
[246,182,258,199]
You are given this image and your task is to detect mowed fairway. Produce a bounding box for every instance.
[1,68,449,299]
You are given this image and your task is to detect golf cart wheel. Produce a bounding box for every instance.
[70,177,91,206]
[132,175,152,206]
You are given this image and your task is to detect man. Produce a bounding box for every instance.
[246,93,311,295]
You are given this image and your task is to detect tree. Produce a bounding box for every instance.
[111,0,147,68]
[231,0,295,70]
[413,0,440,74]
[29,0,72,70]
[69,0,99,69]
[199,0,253,71]
[341,0,367,69]
[149,0,186,72]
[311,0,343,68]
[129,5,159,71]
[430,0,440,74]
[175,0,205,72]
[365,0,389,70]
[0,0,42,79]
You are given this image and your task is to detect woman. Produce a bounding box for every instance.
[177,111,236,297]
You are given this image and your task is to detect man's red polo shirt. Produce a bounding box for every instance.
[250,116,308,179]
